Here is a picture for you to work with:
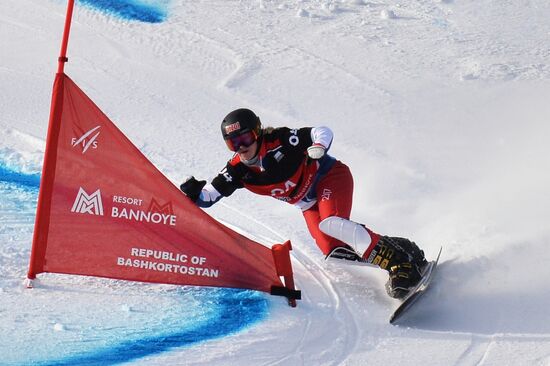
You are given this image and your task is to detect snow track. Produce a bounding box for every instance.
[216,203,361,365]
[2,0,550,364]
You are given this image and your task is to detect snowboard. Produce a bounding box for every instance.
[389,247,442,324]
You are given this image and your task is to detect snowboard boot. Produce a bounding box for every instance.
[318,217,428,299]
[365,236,428,299]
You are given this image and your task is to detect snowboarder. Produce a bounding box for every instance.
[180,108,428,299]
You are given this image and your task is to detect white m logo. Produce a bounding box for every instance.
[71,187,104,216]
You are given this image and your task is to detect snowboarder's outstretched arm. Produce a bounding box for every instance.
[180,163,243,208]
[180,176,223,208]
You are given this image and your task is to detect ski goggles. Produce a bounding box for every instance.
[224,130,258,151]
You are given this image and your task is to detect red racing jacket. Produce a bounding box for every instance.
[197,127,336,210]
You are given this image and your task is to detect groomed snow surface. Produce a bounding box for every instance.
[2,0,550,365]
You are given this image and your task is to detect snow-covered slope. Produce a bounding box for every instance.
[1,0,550,365]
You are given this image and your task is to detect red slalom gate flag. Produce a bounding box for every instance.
[27,73,300,306]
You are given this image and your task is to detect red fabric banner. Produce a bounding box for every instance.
[28,73,285,293]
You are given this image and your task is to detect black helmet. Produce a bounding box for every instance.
[221,108,262,152]
[221,108,261,140]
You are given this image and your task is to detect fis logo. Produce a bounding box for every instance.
[71,126,100,153]
[71,187,104,216]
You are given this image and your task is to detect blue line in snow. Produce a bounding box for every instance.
[77,0,168,23]
[0,164,40,189]
[37,290,269,366]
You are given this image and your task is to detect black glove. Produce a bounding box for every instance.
[180,176,206,203]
